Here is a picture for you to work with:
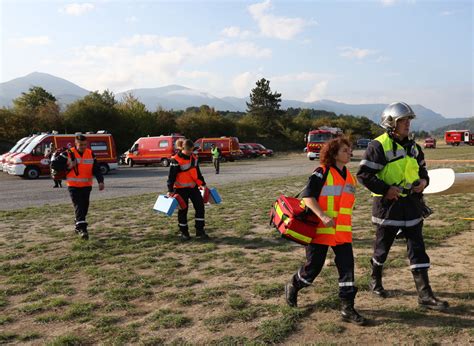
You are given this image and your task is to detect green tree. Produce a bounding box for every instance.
[176,105,235,140]
[64,91,123,149]
[246,78,282,136]
[0,108,23,142]
[154,108,178,135]
[13,86,57,112]
[12,86,62,135]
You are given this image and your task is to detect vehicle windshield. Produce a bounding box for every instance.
[15,137,36,153]
[309,133,332,142]
[257,144,266,150]
[22,135,47,154]
[9,138,28,153]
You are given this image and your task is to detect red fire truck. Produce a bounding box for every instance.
[305,127,343,160]
[445,130,474,146]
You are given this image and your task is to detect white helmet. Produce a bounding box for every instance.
[380,102,416,130]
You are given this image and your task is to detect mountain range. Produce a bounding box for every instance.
[0,72,470,132]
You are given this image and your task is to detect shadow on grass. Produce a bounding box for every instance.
[213,235,298,250]
[364,307,474,329]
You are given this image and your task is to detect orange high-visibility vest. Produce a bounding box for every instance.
[66,148,94,188]
[172,153,203,189]
[313,166,356,246]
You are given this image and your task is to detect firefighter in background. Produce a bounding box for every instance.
[45,144,62,188]
[211,143,221,174]
[67,134,104,240]
[285,137,367,326]
[167,139,209,240]
[357,102,448,310]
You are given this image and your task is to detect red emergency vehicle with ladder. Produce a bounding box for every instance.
[444,130,474,146]
[305,127,343,160]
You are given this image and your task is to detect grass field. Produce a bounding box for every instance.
[0,146,473,344]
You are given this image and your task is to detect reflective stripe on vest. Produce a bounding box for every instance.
[174,181,196,188]
[314,166,356,246]
[75,158,95,164]
[372,133,420,197]
[172,153,201,189]
[66,148,94,188]
[66,177,93,182]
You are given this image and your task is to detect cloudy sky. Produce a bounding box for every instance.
[1,0,472,117]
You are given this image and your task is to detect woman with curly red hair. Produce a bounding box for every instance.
[284,136,367,326]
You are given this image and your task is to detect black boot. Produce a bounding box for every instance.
[340,299,367,326]
[369,259,388,298]
[79,229,89,240]
[74,222,89,240]
[196,229,209,240]
[285,282,299,307]
[179,227,191,241]
[74,227,89,240]
[412,269,448,310]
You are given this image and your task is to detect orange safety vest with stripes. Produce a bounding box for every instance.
[172,153,203,189]
[66,148,94,188]
[312,166,356,246]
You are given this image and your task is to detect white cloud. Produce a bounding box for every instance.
[125,16,138,23]
[380,0,418,7]
[120,34,162,47]
[60,3,95,16]
[232,72,261,97]
[9,36,51,46]
[272,72,333,83]
[248,0,316,40]
[375,55,391,63]
[57,34,271,92]
[221,26,253,39]
[177,70,213,79]
[121,35,271,60]
[440,10,455,16]
[304,81,328,102]
[339,46,378,59]
[380,0,397,6]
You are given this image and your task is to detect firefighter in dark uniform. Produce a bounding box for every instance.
[357,102,448,310]
[167,139,209,241]
[66,134,104,240]
[285,137,367,326]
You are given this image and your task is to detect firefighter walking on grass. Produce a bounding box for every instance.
[67,134,104,240]
[357,102,448,310]
[285,137,367,326]
[167,139,209,241]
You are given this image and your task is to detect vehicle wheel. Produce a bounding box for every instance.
[24,166,40,179]
[221,157,227,163]
[128,159,134,167]
[99,163,110,175]
[309,158,315,161]
[161,158,170,167]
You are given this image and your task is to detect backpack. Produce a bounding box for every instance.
[50,148,74,180]
[269,167,330,245]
